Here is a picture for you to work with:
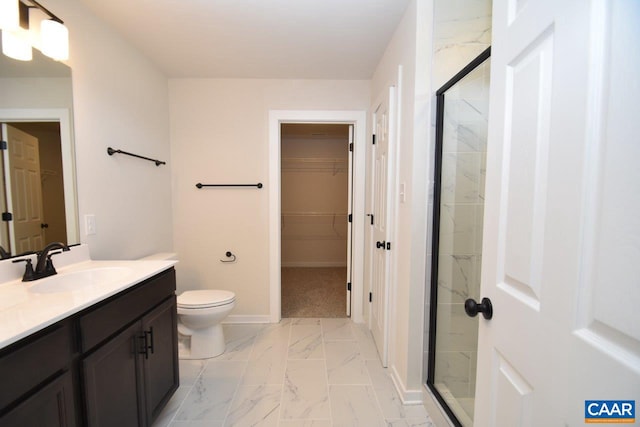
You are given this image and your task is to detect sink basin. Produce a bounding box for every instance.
[27,267,133,294]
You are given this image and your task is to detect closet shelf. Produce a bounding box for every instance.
[281,211,348,240]
[281,157,348,174]
[281,235,347,241]
[282,157,347,163]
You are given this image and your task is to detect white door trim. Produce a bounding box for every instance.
[268,110,367,323]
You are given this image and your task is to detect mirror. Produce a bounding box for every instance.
[0,35,78,258]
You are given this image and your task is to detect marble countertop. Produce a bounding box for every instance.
[0,245,177,349]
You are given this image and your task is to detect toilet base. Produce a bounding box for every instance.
[178,322,226,359]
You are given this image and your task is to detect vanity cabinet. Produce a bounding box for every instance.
[81,268,179,427]
[0,267,178,427]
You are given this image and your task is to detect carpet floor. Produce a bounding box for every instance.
[281,267,348,318]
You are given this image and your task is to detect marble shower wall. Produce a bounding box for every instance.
[434,60,490,409]
[424,0,492,388]
[433,0,492,89]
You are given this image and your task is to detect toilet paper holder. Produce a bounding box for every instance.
[220,251,237,263]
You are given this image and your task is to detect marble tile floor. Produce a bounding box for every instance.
[153,318,434,427]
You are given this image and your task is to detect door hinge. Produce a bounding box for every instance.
[0,140,7,150]
[347,282,351,291]
[349,142,353,152]
[386,242,391,250]
[368,214,374,225]
[369,292,372,302]
[2,212,12,221]
[372,135,376,145]
[348,213,352,223]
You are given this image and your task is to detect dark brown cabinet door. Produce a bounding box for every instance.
[82,297,179,427]
[142,297,179,424]
[82,322,145,427]
[0,371,76,427]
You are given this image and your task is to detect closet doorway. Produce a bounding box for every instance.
[280,123,353,318]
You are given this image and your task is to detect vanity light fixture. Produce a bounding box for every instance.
[0,0,69,61]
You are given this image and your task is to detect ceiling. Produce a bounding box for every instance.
[77,0,410,79]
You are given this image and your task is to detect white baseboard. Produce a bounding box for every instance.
[223,315,271,324]
[389,365,425,405]
[281,262,347,268]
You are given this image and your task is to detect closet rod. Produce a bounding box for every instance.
[196,183,263,189]
[107,147,166,166]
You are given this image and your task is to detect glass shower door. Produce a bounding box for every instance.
[427,49,491,427]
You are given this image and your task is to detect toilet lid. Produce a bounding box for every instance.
[177,290,236,308]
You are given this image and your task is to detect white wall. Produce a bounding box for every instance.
[369,0,434,402]
[44,0,174,259]
[0,77,73,109]
[168,79,369,318]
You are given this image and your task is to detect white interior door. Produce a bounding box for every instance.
[370,87,395,367]
[346,124,354,317]
[363,117,377,326]
[2,124,45,254]
[474,0,640,425]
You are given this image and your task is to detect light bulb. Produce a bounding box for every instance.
[41,19,68,60]
[0,0,19,31]
[2,29,32,61]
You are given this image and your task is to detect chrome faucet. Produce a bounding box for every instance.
[13,242,70,282]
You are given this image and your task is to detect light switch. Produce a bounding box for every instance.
[399,182,406,203]
[85,214,96,235]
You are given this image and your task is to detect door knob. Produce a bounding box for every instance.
[464,297,493,320]
[41,223,49,229]
[376,240,386,249]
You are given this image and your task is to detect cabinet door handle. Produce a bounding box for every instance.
[145,327,154,355]
[138,334,149,359]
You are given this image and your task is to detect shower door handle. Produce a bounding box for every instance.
[464,297,493,320]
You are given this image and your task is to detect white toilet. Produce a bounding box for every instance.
[137,252,236,360]
[177,289,236,359]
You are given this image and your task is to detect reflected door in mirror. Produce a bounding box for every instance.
[0,122,67,256]
[2,124,45,253]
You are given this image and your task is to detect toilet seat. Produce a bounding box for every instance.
[178,290,236,309]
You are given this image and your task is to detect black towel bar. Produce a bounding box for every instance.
[195,183,263,189]
[107,147,166,166]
